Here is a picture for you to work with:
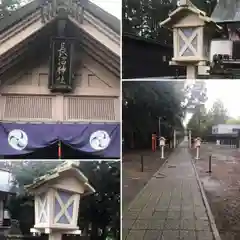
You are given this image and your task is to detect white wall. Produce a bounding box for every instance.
[212,124,240,134]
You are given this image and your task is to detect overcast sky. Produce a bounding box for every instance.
[184,79,240,126]
[90,0,121,19]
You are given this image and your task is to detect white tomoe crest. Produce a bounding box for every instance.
[8,129,28,150]
[89,130,111,150]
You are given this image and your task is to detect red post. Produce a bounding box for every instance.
[152,134,156,152]
[58,140,62,159]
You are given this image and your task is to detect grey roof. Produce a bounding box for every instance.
[211,0,240,23]
[25,161,95,195]
[0,0,120,34]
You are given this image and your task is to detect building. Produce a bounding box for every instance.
[122,33,185,79]
[0,163,14,230]
[0,0,120,159]
[212,124,240,135]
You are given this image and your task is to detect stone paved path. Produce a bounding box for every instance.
[122,141,215,240]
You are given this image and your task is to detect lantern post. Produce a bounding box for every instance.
[159,137,166,159]
[195,137,201,160]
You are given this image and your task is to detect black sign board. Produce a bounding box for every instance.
[49,37,74,92]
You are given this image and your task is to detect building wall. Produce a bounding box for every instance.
[122,35,185,79]
[0,52,120,123]
[212,124,240,134]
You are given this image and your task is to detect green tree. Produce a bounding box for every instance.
[208,99,229,125]
[187,99,229,138]
[123,81,185,149]
[0,0,24,18]
[123,0,217,42]
[7,161,120,239]
[226,118,240,124]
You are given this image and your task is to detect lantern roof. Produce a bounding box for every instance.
[160,0,220,30]
[25,161,95,195]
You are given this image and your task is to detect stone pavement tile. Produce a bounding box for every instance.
[195,210,208,220]
[123,219,136,230]
[181,210,195,219]
[179,230,197,240]
[148,219,165,230]
[180,219,196,230]
[169,205,181,211]
[155,205,170,211]
[144,230,162,240]
[181,201,193,207]
[181,204,194,210]
[164,219,181,230]
[126,230,146,240]
[138,208,154,219]
[194,206,207,214]
[170,198,182,204]
[132,220,149,230]
[194,202,205,209]
[152,211,168,219]
[167,211,181,219]
[124,210,140,220]
[196,230,213,240]
[161,230,180,240]
[195,212,208,220]
[122,229,129,240]
[181,201,194,209]
[195,220,211,231]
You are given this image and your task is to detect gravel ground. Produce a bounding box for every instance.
[190,144,240,240]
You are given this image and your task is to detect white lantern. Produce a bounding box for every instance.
[26,161,95,235]
[159,137,166,146]
[160,1,220,66]
[195,137,201,147]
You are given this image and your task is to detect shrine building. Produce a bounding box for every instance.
[0,0,120,159]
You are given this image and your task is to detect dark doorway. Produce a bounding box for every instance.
[3,142,104,159]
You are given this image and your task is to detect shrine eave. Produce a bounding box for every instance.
[0,0,120,34]
[25,161,95,195]
[160,5,221,30]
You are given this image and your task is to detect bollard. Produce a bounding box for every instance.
[140,155,144,172]
[207,155,212,173]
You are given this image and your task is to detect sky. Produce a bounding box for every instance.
[205,80,240,117]
[90,0,121,19]
[184,80,240,126]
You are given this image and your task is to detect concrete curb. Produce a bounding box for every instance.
[191,158,222,240]
[124,147,178,212]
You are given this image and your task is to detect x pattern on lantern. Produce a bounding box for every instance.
[178,27,198,56]
[38,193,48,223]
[54,190,74,224]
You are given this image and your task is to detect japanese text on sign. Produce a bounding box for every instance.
[56,42,68,84]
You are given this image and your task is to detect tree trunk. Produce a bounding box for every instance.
[90,224,98,240]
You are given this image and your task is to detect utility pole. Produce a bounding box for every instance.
[158,117,161,148]
[158,117,161,137]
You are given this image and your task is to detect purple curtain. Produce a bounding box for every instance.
[0,123,120,158]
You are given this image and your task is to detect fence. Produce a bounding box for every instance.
[205,134,239,149]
